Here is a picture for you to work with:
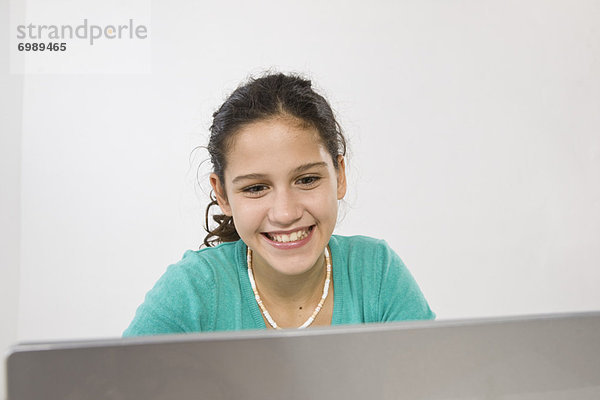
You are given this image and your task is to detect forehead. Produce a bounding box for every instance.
[224,118,332,177]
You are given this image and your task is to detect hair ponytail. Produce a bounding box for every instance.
[203,192,239,247]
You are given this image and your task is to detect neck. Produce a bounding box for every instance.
[250,251,327,306]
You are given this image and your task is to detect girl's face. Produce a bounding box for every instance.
[210,117,346,276]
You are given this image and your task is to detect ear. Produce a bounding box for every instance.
[336,155,347,200]
[209,173,232,216]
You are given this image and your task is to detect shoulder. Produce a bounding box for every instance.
[329,234,435,321]
[329,234,388,254]
[147,240,245,305]
[329,234,385,247]
[179,240,243,267]
[329,234,398,270]
[123,240,246,336]
[329,234,401,296]
[330,235,418,286]
[169,241,243,275]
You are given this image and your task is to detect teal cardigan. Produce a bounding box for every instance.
[124,235,434,336]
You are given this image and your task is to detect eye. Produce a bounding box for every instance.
[242,184,269,196]
[296,176,321,187]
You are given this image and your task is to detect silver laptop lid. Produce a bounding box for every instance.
[6,312,600,400]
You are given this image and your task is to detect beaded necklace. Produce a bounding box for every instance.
[246,246,332,329]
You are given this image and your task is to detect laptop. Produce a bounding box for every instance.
[6,312,600,400]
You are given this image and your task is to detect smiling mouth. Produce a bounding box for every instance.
[263,226,315,243]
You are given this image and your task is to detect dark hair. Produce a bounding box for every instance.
[203,72,347,247]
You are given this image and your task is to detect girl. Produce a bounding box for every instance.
[124,73,434,335]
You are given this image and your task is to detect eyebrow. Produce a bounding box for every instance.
[231,162,328,184]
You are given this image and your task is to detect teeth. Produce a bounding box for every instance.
[268,228,309,243]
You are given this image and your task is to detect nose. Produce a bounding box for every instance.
[268,188,303,227]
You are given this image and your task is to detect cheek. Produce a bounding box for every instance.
[229,199,266,230]
[306,188,339,219]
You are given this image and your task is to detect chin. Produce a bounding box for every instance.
[252,241,325,276]
[264,251,322,276]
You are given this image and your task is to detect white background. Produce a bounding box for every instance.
[2,0,600,395]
